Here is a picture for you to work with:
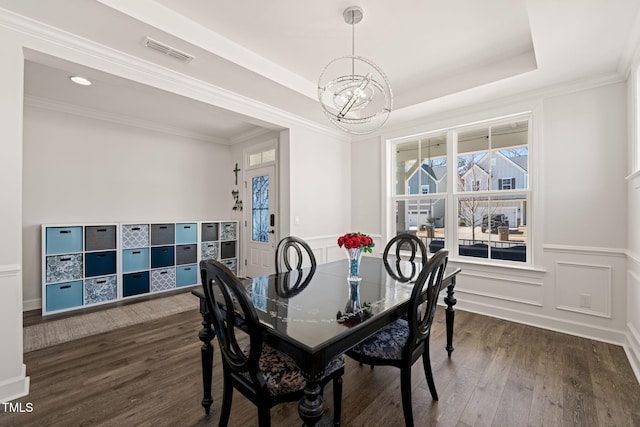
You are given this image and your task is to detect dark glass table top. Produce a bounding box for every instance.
[242,256,457,352]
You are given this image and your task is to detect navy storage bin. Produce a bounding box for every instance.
[151,246,175,268]
[85,225,116,251]
[176,244,197,265]
[46,227,83,254]
[220,241,236,259]
[176,223,197,244]
[123,271,150,297]
[201,222,219,242]
[176,264,198,287]
[150,224,175,245]
[46,280,83,312]
[85,251,117,277]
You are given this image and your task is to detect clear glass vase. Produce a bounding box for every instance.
[346,247,363,281]
[344,278,362,314]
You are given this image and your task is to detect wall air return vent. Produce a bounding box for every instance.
[142,37,194,63]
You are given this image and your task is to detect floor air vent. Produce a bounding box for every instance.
[143,37,194,63]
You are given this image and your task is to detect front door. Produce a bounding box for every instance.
[245,165,277,278]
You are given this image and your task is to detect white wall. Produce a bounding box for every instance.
[627,74,640,381]
[287,126,351,263]
[0,27,29,403]
[352,81,631,348]
[22,105,233,309]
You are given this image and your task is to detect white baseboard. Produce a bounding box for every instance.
[0,364,30,403]
[23,298,41,312]
[625,322,640,385]
[455,298,627,346]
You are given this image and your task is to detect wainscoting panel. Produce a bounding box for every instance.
[555,261,612,318]
[456,270,543,306]
[627,265,640,383]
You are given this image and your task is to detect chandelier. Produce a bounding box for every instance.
[318,6,393,135]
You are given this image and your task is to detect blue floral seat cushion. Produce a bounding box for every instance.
[349,318,409,360]
[243,344,345,396]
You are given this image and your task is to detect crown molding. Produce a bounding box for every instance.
[24,94,233,145]
[0,7,348,143]
[354,71,625,142]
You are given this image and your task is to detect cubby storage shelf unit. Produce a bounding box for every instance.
[42,220,238,315]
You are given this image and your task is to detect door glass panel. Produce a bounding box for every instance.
[252,175,269,242]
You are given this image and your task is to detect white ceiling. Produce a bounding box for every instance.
[4,0,640,141]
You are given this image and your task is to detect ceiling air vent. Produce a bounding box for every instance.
[143,37,194,63]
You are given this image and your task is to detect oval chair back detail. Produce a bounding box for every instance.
[346,249,449,427]
[275,236,317,297]
[199,259,344,427]
[383,233,429,283]
[275,236,317,272]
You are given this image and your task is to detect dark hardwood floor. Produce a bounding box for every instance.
[3,307,639,426]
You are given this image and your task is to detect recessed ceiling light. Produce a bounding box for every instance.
[69,76,91,86]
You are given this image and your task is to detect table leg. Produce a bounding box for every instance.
[298,379,324,426]
[443,278,457,358]
[196,296,215,414]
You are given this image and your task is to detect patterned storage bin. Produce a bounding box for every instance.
[84,275,117,304]
[46,254,83,283]
[201,242,219,260]
[151,267,176,292]
[220,222,237,241]
[121,224,149,249]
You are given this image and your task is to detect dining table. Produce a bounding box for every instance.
[193,255,461,426]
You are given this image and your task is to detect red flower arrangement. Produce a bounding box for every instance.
[337,232,375,253]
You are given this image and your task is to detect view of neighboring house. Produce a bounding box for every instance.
[459,151,528,229]
[405,162,447,227]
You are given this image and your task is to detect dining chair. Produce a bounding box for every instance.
[275,236,317,296]
[199,259,344,427]
[382,233,429,283]
[346,249,449,427]
[276,236,317,272]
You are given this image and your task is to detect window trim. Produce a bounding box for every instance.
[386,109,538,268]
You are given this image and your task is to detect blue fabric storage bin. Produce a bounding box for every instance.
[176,264,198,287]
[151,246,175,268]
[122,248,150,273]
[85,251,117,277]
[46,227,83,255]
[176,223,197,244]
[123,271,150,297]
[46,280,83,312]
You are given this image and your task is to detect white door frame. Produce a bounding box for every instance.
[243,143,278,277]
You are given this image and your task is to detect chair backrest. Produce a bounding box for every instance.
[383,233,428,264]
[383,233,428,282]
[199,259,263,379]
[405,249,449,356]
[276,236,317,272]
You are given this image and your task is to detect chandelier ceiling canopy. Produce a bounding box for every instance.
[318,6,393,135]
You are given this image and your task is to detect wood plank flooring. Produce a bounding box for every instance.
[2,307,639,426]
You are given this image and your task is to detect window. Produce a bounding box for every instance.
[391,114,530,264]
[249,148,276,167]
[499,178,515,190]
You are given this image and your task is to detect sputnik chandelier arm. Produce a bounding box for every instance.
[318,6,393,135]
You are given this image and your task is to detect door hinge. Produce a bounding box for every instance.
[244,259,247,266]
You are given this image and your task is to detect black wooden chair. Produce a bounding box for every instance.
[346,249,449,427]
[276,236,317,272]
[382,233,428,283]
[275,236,316,297]
[199,259,344,427]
